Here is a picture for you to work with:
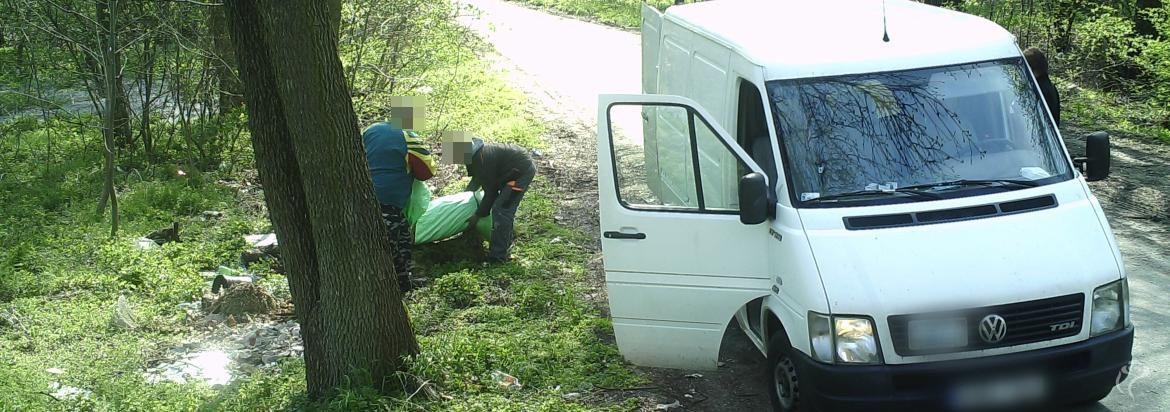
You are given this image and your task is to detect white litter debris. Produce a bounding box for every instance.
[49,382,91,401]
[111,295,139,331]
[134,237,158,250]
[46,368,64,375]
[244,233,278,249]
[562,392,582,400]
[684,373,703,379]
[491,370,522,390]
[143,320,302,387]
[655,400,681,410]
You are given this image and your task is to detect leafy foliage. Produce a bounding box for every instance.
[1,2,642,410]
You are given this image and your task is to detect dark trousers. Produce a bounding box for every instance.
[380,204,413,286]
[488,171,535,260]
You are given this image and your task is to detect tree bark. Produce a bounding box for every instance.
[209,5,243,115]
[99,0,120,237]
[225,0,419,400]
[95,0,134,150]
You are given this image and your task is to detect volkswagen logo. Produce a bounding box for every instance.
[979,314,1008,343]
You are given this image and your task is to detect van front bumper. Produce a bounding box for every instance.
[791,327,1134,412]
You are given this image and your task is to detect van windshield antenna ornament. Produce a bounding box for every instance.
[882,0,890,42]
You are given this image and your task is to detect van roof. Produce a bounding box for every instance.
[664,0,1021,80]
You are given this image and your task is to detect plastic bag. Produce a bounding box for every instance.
[404,180,431,225]
[414,191,493,244]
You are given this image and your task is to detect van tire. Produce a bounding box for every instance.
[766,331,806,412]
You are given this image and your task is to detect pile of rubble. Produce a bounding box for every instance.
[140,231,300,387]
[143,319,302,387]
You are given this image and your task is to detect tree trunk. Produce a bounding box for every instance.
[326,0,342,41]
[225,0,419,400]
[141,37,156,158]
[95,0,134,150]
[209,5,243,115]
[98,0,120,237]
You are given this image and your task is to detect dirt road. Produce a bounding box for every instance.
[457,1,1170,410]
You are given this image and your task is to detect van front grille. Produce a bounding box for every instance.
[887,293,1084,356]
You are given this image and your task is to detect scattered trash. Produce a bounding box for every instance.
[684,373,703,379]
[48,382,91,401]
[549,237,562,244]
[46,368,64,375]
[145,222,181,245]
[241,234,281,269]
[563,392,582,400]
[532,149,544,158]
[717,361,727,367]
[201,210,224,219]
[212,266,256,294]
[206,283,277,316]
[194,313,226,328]
[244,233,278,249]
[491,370,522,390]
[133,237,158,250]
[144,320,302,387]
[655,400,681,410]
[111,295,139,331]
[684,393,693,399]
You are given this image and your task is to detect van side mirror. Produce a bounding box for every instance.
[739,172,768,225]
[1073,132,1110,182]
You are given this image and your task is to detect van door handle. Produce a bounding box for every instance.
[604,231,646,240]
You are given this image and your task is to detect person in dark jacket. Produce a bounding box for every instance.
[363,120,435,292]
[1024,47,1061,127]
[444,134,536,263]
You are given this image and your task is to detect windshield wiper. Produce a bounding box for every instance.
[806,188,942,203]
[899,179,1041,192]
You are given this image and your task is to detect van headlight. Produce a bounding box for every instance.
[1090,279,1127,336]
[808,312,881,364]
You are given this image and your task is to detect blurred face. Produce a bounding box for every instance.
[440,131,474,165]
[388,96,426,130]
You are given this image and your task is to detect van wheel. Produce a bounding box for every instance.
[767,332,805,412]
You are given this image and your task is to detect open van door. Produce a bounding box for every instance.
[597,94,772,370]
[641,4,662,94]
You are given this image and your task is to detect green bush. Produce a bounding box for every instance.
[1068,9,1138,90]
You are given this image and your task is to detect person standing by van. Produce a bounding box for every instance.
[1024,47,1061,126]
[443,133,536,264]
[363,111,436,292]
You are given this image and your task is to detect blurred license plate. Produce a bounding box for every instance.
[948,372,1049,411]
[908,318,967,351]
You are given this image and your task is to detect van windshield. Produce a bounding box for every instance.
[767,59,1072,207]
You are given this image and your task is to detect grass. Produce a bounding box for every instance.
[0,33,642,412]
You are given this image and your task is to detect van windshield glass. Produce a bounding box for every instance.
[767,59,1071,207]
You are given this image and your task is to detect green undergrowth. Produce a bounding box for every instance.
[505,0,672,29]
[1062,79,1170,143]
[0,34,639,412]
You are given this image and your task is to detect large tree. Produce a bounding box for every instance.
[223,0,419,399]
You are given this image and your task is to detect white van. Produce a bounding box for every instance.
[595,1,1133,411]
